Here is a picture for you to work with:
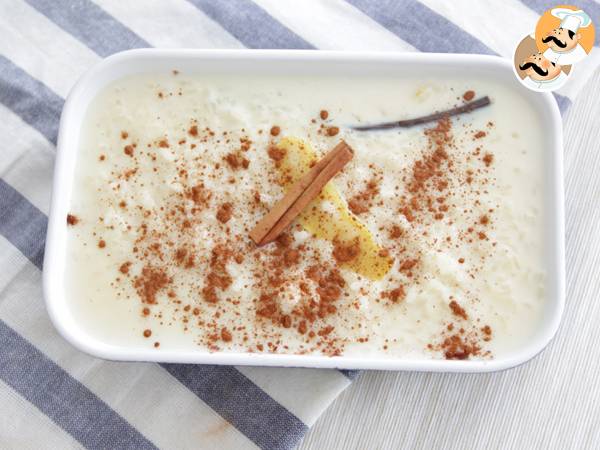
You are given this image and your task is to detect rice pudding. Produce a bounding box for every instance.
[65,71,546,360]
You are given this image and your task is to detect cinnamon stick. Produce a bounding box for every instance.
[250,141,354,246]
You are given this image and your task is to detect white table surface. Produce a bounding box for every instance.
[299,70,600,450]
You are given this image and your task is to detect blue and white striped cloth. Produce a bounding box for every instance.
[0,1,598,449]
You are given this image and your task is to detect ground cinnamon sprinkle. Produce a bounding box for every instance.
[270,125,280,136]
[240,137,252,151]
[202,244,233,304]
[143,329,152,338]
[332,238,360,263]
[378,248,390,258]
[482,153,494,167]
[224,152,249,170]
[410,141,448,193]
[122,168,137,180]
[281,315,292,328]
[389,225,403,239]
[185,184,211,208]
[320,110,329,120]
[326,126,339,137]
[98,240,106,248]
[119,261,132,274]
[474,131,487,139]
[463,90,475,101]
[267,145,286,164]
[66,214,79,226]
[121,131,129,139]
[348,198,369,215]
[317,283,342,305]
[251,231,347,348]
[381,285,405,303]
[283,248,300,266]
[400,206,415,222]
[124,145,134,156]
[216,202,233,223]
[399,259,418,272]
[206,270,232,290]
[442,334,480,360]
[188,125,198,137]
[202,286,219,304]
[158,139,169,148]
[481,325,492,341]
[256,292,279,320]
[318,325,335,337]
[134,266,170,304]
[319,270,344,303]
[449,300,468,320]
[221,328,232,342]
[399,118,453,225]
[298,320,307,334]
[174,248,194,269]
[348,179,380,215]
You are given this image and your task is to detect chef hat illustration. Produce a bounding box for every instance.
[551,8,592,33]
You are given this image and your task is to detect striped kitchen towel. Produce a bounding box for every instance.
[0,1,598,449]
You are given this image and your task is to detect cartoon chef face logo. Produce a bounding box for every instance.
[519,53,562,81]
[542,27,580,52]
[536,6,595,66]
[513,35,572,92]
[513,5,594,92]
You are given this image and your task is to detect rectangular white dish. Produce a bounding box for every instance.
[43,49,564,372]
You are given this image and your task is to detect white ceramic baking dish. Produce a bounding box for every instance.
[43,50,564,372]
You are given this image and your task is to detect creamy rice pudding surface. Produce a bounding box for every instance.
[65,72,546,360]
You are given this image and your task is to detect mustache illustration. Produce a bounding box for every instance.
[519,62,549,76]
[542,35,567,48]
